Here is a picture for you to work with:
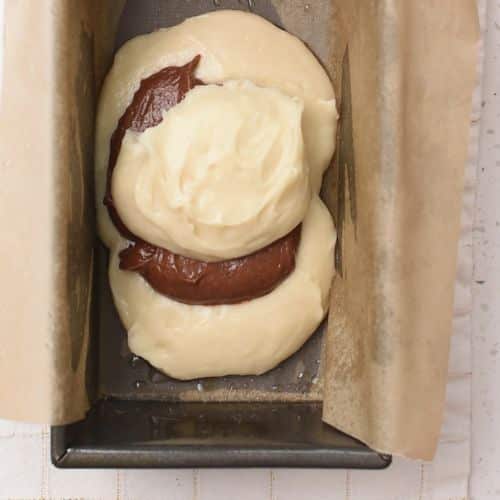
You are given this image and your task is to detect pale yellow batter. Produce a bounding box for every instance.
[113,81,310,261]
[96,10,338,379]
[96,10,338,249]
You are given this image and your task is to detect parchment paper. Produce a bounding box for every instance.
[322,0,479,460]
[0,0,479,459]
[0,0,123,424]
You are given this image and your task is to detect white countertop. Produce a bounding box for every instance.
[471,0,500,497]
[0,0,498,498]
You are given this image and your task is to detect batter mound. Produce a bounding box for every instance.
[110,197,335,379]
[96,10,338,379]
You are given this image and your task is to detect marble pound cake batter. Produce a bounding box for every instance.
[96,10,338,379]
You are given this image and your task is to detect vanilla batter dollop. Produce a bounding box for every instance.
[96,10,338,251]
[112,81,310,261]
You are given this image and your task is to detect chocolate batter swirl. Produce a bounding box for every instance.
[105,56,301,305]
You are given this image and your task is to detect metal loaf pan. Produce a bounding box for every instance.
[52,0,390,469]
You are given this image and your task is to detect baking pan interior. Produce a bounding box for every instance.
[52,0,390,469]
[100,0,326,405]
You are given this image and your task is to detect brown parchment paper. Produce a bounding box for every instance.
[50,0,124,424]
[0,0,479,461]
[322,0,479,460]
[0,0,55,423]
[0,0,123,424]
